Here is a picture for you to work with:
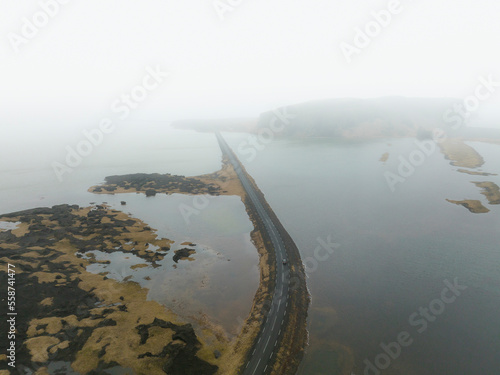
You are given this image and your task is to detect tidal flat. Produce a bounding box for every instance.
[0,204,221,374]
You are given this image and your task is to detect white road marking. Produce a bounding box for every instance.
[252,359,261,375]
[264,336,271,351]
[220,135,297,375]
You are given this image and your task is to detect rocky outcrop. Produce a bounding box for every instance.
[173,248,196,263]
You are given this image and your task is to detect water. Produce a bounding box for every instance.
[3,123,500,374]
[0,221,20,231]
[0,123,222,213]
[224,133,500,375]
[0,124,259,373]
[79,192,258,335]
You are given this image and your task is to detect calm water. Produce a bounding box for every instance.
[82,192,257,336]
[0,123,223,213]
[3,123,500,374]
[224,133,500,375]
[0,125,258,350]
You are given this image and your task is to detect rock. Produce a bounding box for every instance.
[172,324,199,347]
[97,319,117,327]
[173,248,195,263]
[145,189,157,197]
[121,201,126,205]
[214,350,221,359]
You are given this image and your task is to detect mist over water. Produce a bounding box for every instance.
[3,1,500,373]
[0,124,221,212]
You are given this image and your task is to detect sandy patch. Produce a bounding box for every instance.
[439,139,484,168]
[446,199,490,213]
[472,181,500,205]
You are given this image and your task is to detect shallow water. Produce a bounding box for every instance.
[0,221,20,231]
[80,192,258,335]
[223,133,500,375]
[0,125,259,373]
[4,124,500,374]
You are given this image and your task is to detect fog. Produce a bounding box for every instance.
[1,0,500,132]
[1,3,500,374]
[3,0,499,179]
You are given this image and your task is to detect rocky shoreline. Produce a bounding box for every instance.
[1,152,310,374]
[86,155,310,375]
[0,204,220,375]
[89,173,223,197]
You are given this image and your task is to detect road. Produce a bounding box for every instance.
[215,132,291,375]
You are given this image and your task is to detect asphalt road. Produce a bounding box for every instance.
[216,132,290,375]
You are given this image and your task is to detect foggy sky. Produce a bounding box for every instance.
[1,0,500,127]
